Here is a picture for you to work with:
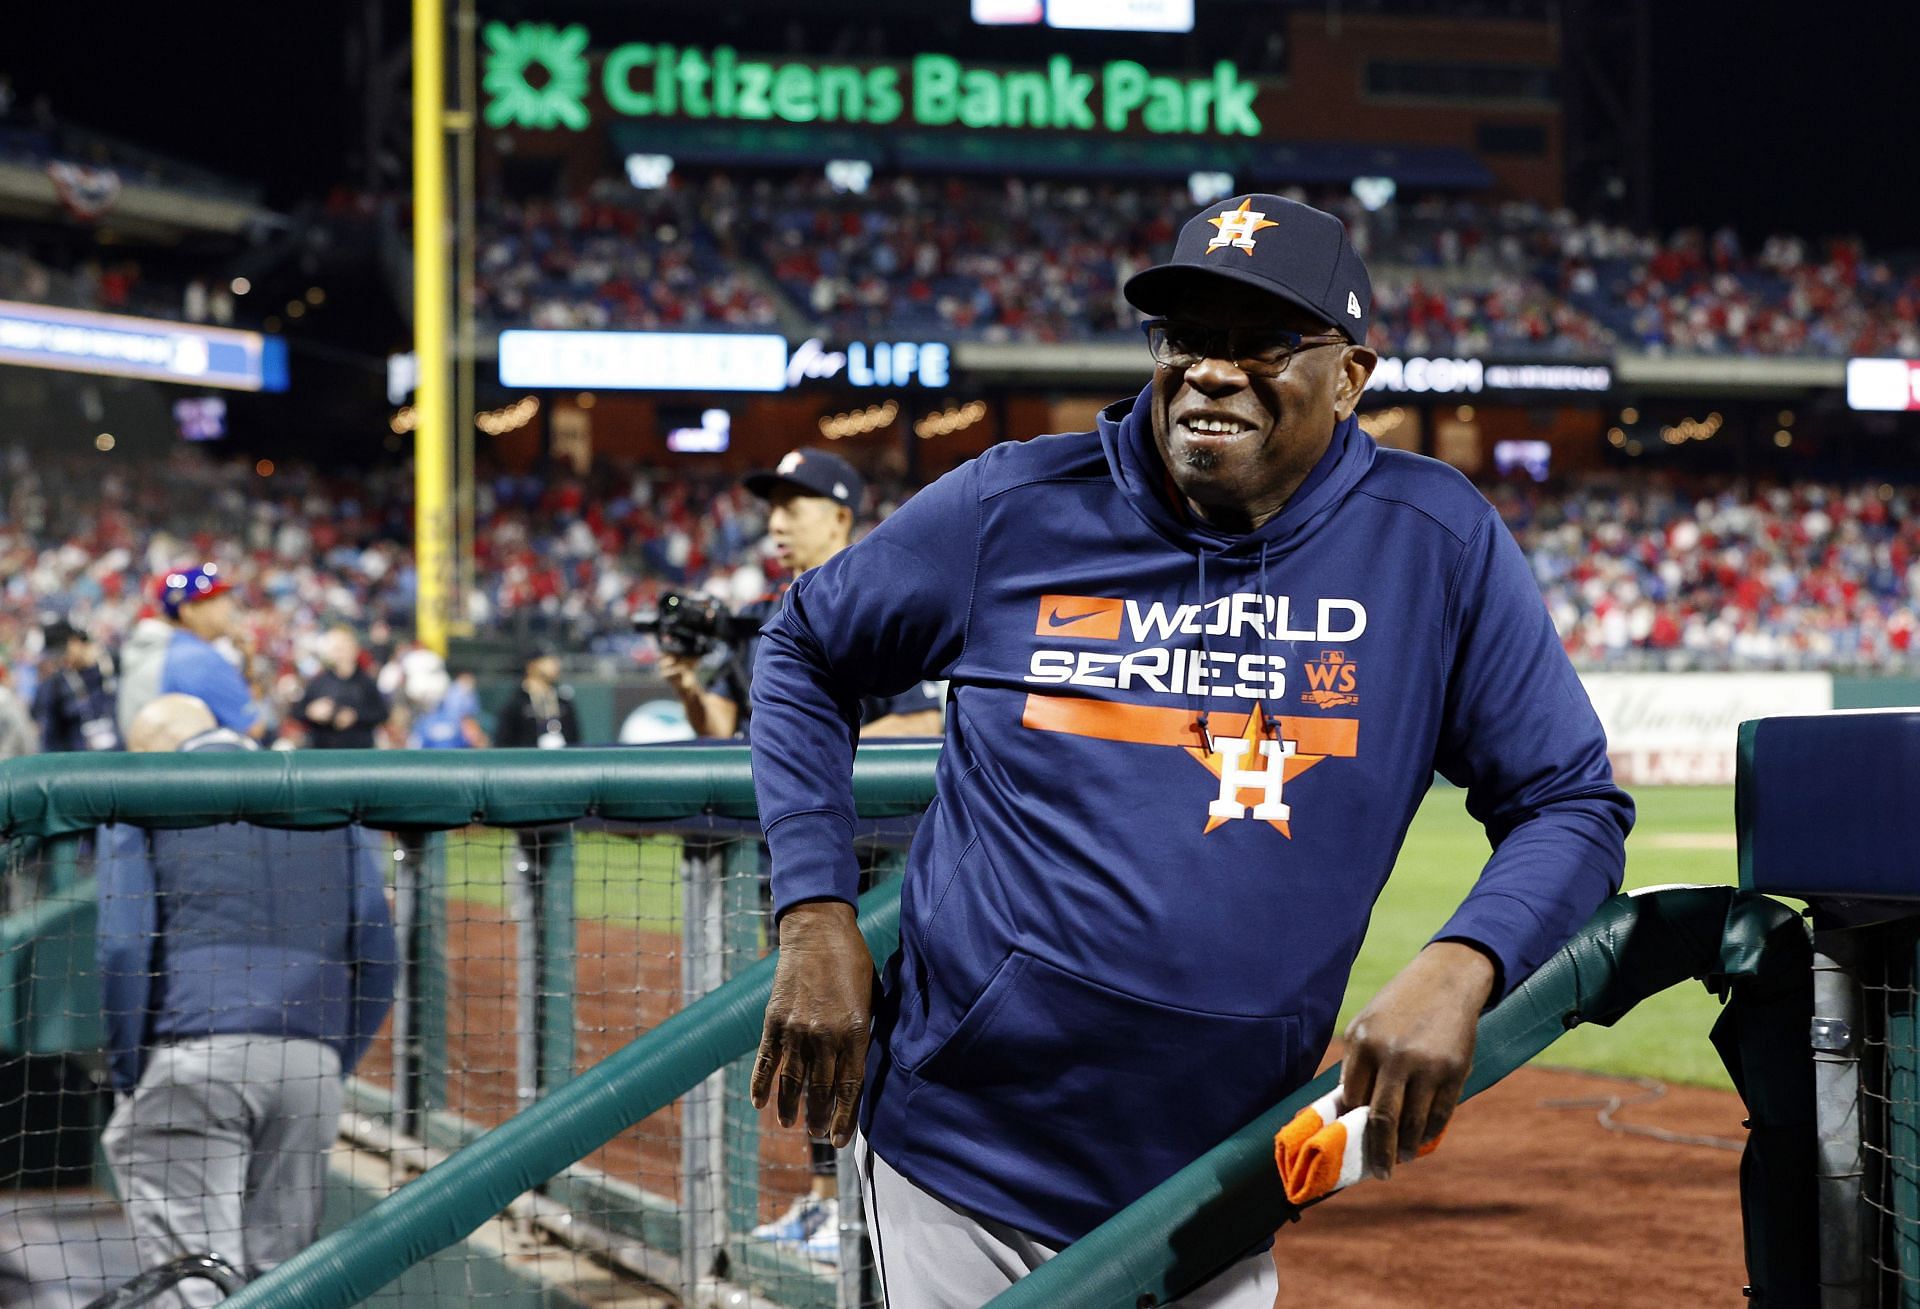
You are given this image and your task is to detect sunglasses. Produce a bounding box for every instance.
[1140,318,1348,378]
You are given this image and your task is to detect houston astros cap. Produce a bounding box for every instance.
[742,448,865,512]
[1124,194,1373,344]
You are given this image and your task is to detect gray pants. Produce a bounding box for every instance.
[103,1036,343,1307]
[858,1135,1277,1309]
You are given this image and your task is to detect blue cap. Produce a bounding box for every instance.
[742,448,865,513]
[159,563,232,620]
[1123,194,1373,344]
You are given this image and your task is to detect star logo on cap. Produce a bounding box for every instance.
[1205,199,1279,256]
[777,450,805,475]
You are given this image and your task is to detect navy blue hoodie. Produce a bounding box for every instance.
[751,386,1632,1247]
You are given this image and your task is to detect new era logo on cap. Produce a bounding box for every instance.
[1124,193,1373,344]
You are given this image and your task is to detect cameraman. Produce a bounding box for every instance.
[659,449,942,741]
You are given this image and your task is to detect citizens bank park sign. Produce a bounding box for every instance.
[483,23,1265,136]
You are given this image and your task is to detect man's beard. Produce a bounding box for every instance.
[1181,446,1220,472]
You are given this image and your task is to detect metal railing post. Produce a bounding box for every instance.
[539,827,578,1096]
[390,832,448,1140]
[680,836,729,1302]
[721,835,764,1249]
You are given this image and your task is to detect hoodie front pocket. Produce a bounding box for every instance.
[913,949,1303,1209]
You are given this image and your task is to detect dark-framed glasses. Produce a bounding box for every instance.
[1140,318,1348,377]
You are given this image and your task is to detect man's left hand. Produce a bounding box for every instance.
[1338,940,1496,1180]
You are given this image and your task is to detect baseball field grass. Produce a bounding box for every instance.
[1338,784,1742,1089]
[444,785,1745,1090]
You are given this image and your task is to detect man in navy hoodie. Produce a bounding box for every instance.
[748,194,1632,1305]
[99,694,398,1304]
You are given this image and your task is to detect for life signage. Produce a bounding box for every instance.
[786,338,952,388]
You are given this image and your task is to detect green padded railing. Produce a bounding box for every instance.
[984,884,1815,1308]
[226,881,1813,1309]
[0,744,941,838]
[9,749,1813,1308]
[225,879,905,1309]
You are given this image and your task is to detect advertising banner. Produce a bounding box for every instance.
[0,299,288,392]
[1580,672,1833,786]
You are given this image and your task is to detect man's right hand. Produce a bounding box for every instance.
[657,653,701,689]
[750,900,873,1148]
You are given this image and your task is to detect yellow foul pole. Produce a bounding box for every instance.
[412,0,452,655]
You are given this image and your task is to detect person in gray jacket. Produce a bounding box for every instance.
[97,694,398,1304]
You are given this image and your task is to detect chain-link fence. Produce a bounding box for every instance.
[0,747,933,1309]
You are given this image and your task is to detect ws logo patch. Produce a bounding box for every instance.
[1300,650,1358,709]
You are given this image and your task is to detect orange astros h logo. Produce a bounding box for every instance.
[1034,594,1123,641]
[1205,198,1279,256]
[1020,695,1359,838]
[1300,649,1359,709]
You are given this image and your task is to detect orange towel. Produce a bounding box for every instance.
[1273,1088,1445,1205]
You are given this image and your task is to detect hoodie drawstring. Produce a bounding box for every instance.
[1194,550,1214,752]
[1194,544,1282,754]
[1258,542,1283,743]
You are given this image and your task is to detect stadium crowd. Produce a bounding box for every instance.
[3,444,1920,760]
[1496,479,1920,670]
[0,446,792,752]
[472,170,1920,358]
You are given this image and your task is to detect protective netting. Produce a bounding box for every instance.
[0,813,916,1309]
[1855,920,1920,1309]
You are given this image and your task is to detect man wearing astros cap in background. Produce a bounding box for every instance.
[657,446,942,1263]
[660,447,942,744]
[117,563,267,742]
[747,193,1630,1303]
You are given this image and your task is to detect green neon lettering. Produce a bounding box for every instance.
[1213,61,1260,135]
[1048,55,1095,130]
[1003,70,1047,128]
[1184,79,1213,131]
[736,62,774,119]
[772,64,819,122]
[818,65,865,122]
[655,44,676,115]
[602,43,657,117]
[865,66,903,123]
[678,48,712,118]
[1142,75,1185,132]
[914,54,961,126]
[1103,61,1150,131]
[959,69,1003,129]
[714,47,737,117]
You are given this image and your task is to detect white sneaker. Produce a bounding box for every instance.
[750,1195,828,1244]
[799,1197,841,1265]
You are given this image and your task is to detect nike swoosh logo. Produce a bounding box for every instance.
[1046,606,1110,629]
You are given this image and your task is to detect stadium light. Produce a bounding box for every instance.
[1352,176,1397,212]
[624,153,674,189]
[972,0,1042,23]
[1187,171,1234,206]
[826,159,873,195]
[1045,0,1193,33]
